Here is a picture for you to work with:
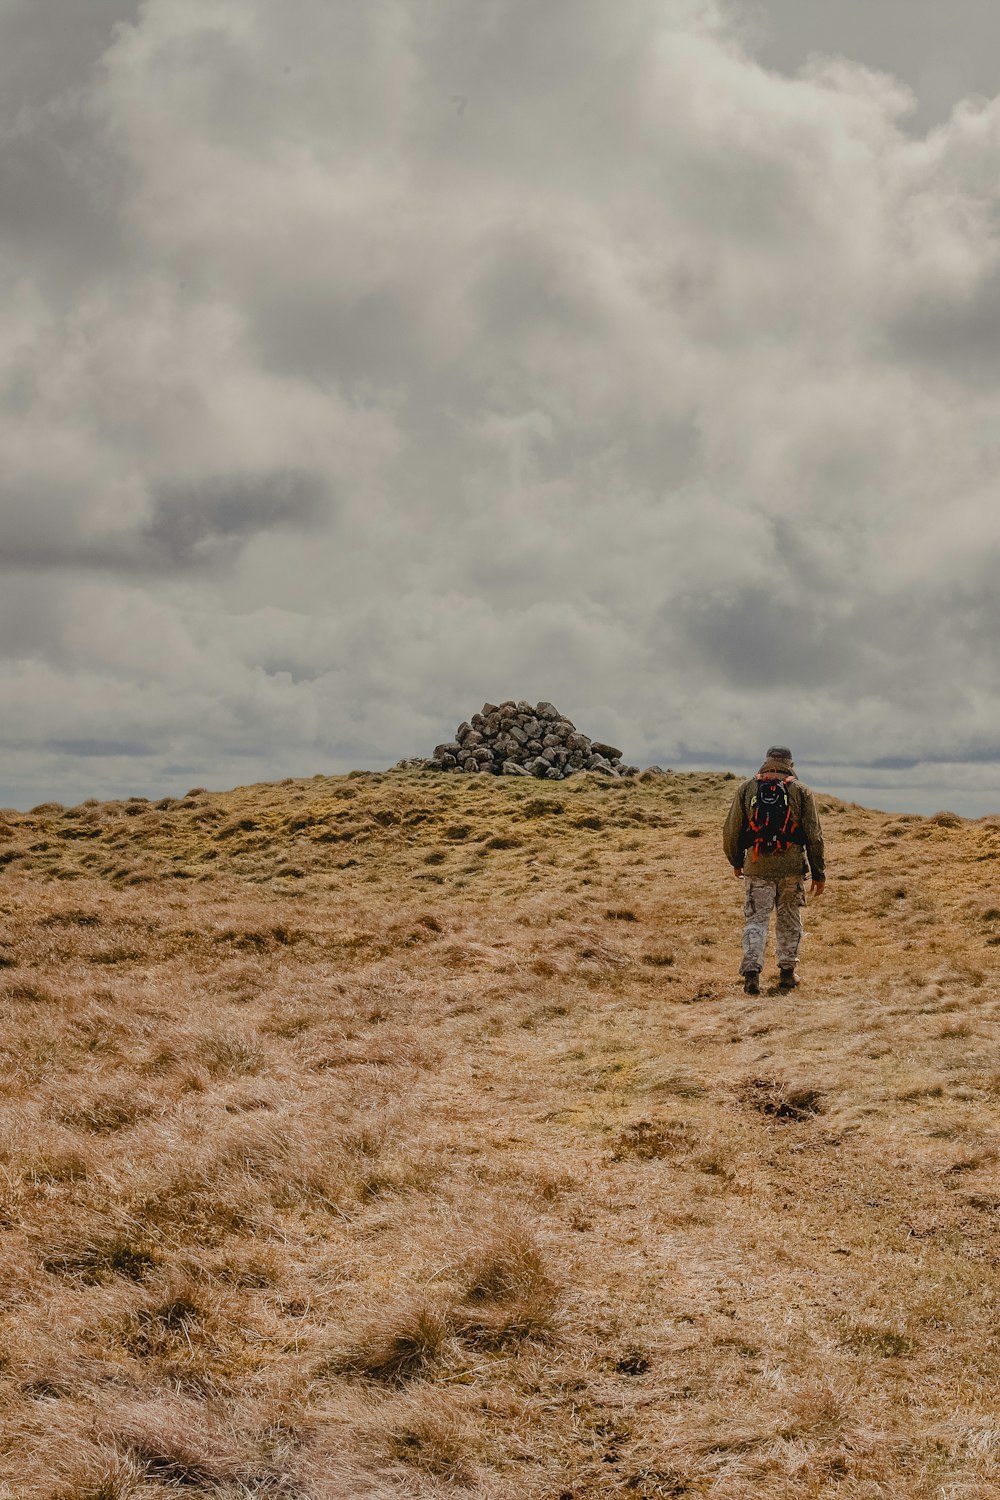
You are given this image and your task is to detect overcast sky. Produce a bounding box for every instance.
[2,0,1000,815]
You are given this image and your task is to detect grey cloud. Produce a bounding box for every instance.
[475,232,610,344]
[0,127,125,280]
[253,288,423,385]
[0,469,331,575]
[887,262,1000,382]
[45,737,154,758]
[146,469,331,567]
[663,586,857,690]
[0,1,140,116]
[835,747,1000,769]
[0,478,138,571]
[744,0,1000,134]
[0,573,68,655]
[0,2,137,292]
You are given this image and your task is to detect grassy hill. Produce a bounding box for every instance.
[1,767,999,1499]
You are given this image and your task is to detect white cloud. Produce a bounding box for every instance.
[1,0,1000,811]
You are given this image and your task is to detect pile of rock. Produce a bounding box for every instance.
[426,701,638,779]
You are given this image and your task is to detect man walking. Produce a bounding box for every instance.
[722,746,826,995]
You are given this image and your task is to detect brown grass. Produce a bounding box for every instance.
[0,766,998,1496]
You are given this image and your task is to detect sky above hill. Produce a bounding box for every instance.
[3,0,1000,815]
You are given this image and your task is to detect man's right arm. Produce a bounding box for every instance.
[722,786,746,872]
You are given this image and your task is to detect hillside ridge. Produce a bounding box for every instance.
[1,766,992,890]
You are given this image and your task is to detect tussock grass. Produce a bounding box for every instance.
[333,1300,453,1384]
[0,767,998,1496]
[375,1386,480,1483]
[51,1449,147,1500]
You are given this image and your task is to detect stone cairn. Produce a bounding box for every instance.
[424,701,639,780]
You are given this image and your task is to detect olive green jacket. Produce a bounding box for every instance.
[722,775,826,881]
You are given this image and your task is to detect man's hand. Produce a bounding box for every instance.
[810,879,826,897]
[733,866,744,879]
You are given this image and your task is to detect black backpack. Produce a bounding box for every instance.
[745,775,803,860]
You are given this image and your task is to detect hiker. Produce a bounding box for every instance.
[722,746,826,995]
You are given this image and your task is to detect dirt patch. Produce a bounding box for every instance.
[739,1077,826,1122]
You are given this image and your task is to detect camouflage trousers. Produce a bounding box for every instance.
[740,876,805,975]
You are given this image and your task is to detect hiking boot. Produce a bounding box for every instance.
[743,970,760,996]
[778,967,797,991]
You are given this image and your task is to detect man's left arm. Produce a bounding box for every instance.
[722,788,745,876]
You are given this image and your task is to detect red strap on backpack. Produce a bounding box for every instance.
[746,775,798,861]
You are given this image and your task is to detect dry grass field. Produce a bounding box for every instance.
[1,766,999,1499]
